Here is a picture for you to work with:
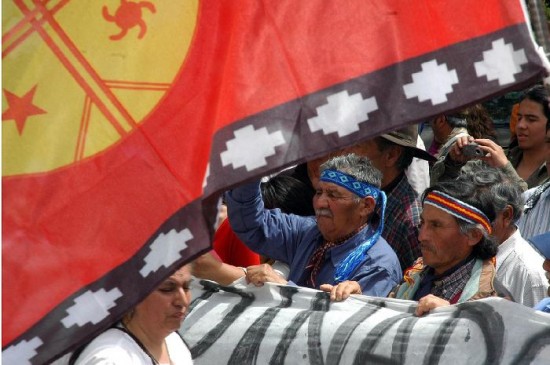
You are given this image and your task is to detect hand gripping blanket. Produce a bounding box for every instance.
[181,280,550,365]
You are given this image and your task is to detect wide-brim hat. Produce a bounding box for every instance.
[529,232,550,259]
[381,125,436,162]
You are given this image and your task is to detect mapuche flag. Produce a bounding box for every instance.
[2,1,548,363]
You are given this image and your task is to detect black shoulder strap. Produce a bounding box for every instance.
[112,326,156,364]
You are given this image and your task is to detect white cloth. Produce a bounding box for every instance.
[73,328,193,365]
[405,135,430,196]
[496,229,548,307]
[182,280,550,364]
[517,184,550,240]
[271,260,290,279]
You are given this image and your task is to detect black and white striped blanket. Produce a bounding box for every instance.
[181,280,550,364]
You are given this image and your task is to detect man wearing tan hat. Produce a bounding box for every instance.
[338,125,436,271]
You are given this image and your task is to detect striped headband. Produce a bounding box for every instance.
[320,169,381,200]
[424,190,492,234]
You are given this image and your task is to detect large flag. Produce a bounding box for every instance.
[2,1,548,363]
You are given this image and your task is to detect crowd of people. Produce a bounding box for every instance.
[201,84,550,309]
[70,83,550,364]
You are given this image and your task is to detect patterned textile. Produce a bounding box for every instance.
[392,257,497,304]
[430,257,476,303]
[524,179,550,214]
[320,169,382,199]
[182,281,550,365]
[382,175,422,270]
[517,180,550,240]
[424,191,492,234]
[401,257,424,286]
[305,223,368,287]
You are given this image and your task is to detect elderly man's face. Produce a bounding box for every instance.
[418,204,479,275]
[313,181,371,242]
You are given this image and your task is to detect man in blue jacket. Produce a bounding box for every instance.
[225,153,402,298]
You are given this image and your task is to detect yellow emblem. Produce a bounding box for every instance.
[2,0,198,176]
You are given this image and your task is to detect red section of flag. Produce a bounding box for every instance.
[1,0,534,352]
[192,1,525,129]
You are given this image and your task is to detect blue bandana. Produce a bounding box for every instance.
[320,169,381,199]
[319,169,387,282]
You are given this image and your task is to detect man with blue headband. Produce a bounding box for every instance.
[225,153,402,297]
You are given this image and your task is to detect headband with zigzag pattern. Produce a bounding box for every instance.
[320,169,381,200]
[424,190,492,234]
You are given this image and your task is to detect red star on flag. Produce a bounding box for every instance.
[2,86,47,134]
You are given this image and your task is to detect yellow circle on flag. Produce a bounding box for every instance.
[2,0,198,176]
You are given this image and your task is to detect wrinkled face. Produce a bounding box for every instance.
[418,205,476,275]
[133,265,192,338]
[313,181,370,242]
[516,99,548,151]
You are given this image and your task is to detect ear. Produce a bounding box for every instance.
[384,145,402,168]
[359,196,376,218]
[501,205,514,225]
[433,115,446,127]
[466,228,484,247]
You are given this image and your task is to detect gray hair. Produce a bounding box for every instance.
[456,164,524,223]
[320,153,382,189]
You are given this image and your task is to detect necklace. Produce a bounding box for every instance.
[119,322,169,365]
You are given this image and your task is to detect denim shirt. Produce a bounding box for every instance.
[226,180,402,297]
